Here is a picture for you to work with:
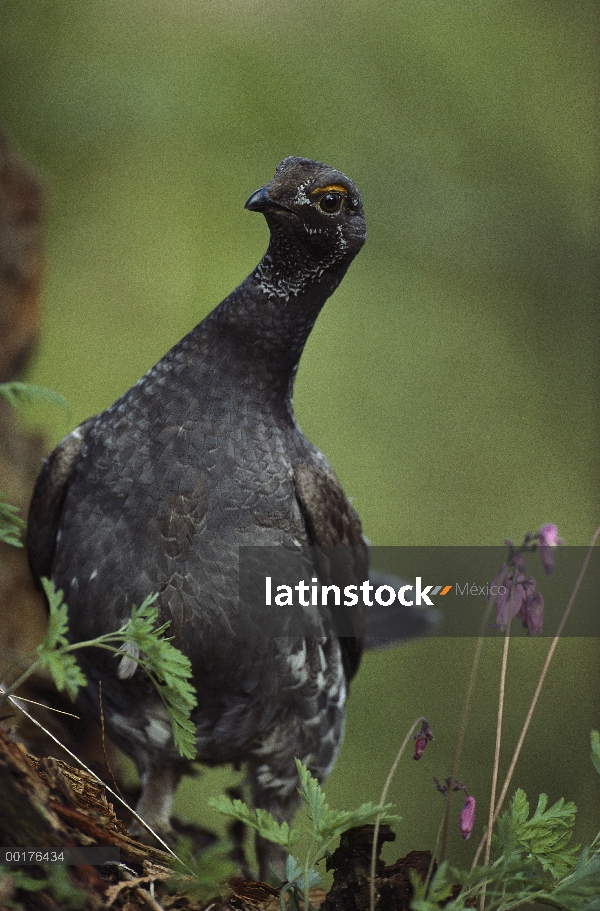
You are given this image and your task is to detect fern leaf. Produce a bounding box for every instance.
[0,381,71,419]
[295,759,328,828]
[209,795,296,846]
[0,496,25,547]
[591,731,600,777]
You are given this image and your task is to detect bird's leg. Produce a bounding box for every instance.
[247,760,303,882]
[130,763,181,842]
[256,834,288,884]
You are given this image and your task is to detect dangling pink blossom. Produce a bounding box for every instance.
[486,562,509,604]
[460,795,476,840]
[494,570,527,630]
[490,527,557,636]
[414,735,428,760]
[413,719,434,760]
[517,577,536,627]
[524,590,544,636]
[538,524,563,575]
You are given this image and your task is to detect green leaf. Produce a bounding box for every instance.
[37,578,70,652]
[35,579,87,699]
[547,847,600,909]
[167,838,235,903]
[284,855,321,889]
[121,594,198,759]
[46,651,87,701]
[169,711,197,759]
[496,788,579,881]
[591,731,600,777]
[0,381,71,420]
[296,759,328,830]
[284,854,303,884]
[209,795,296,847]
[408,861,456,908]
[0,496,25,547]
[16,580,195,752]
[40,864,87,910]
[0,864,86,909]
[426,862,456,903]
[212,763,400,907]
[295,760,400,840]
[317,801,401,841]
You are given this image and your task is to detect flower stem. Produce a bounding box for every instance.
[437,592,495,873]
[426,794,450,892]
[478,616,512,910]
[488,626,511,849]
[369,716,426,911]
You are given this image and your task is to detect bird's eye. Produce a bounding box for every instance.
[318,192,344,214]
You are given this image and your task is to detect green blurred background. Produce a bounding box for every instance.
[1,0,598,870]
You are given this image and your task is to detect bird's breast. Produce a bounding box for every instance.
[56,382,311,656]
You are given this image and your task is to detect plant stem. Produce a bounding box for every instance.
[369,716,425,911]
[488,627,511,856]
[479,616,512,910]
[425,794,449,892]
[440,631,487,862]
[0,661,39,708]
[471,525,600,871]
[304,839,315,911]
[436,590,497,878]
[428,637,484,891]
[0,634,134,710]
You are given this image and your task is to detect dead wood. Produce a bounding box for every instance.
[0,129,123,775]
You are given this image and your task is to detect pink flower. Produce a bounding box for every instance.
[539,523,561,546]
[414,735,428,760]
[494,570,527,630]
[496,574,544,636]
[486,563,509,604]
[413,719,434,760]
[517,576,536,625]
[460,795,476,840]
[538,524,563,575]
[490,528,556,635]
[524,590,544,636]
[493,564,545,635]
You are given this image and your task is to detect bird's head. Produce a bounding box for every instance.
[245,157,366,265]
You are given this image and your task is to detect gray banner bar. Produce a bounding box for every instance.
[238,546,600,637]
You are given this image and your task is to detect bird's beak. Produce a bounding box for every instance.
[245,186,290,213]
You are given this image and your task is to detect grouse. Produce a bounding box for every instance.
[27,157,369,877]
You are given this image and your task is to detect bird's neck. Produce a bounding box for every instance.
[198,238,355,404]
[253,226,352,303]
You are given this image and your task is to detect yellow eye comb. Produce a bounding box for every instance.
[310,184,347,196]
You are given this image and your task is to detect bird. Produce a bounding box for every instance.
[27,157,371,878]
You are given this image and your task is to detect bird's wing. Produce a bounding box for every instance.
[293,460,367,682]
[27,419,95,588]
